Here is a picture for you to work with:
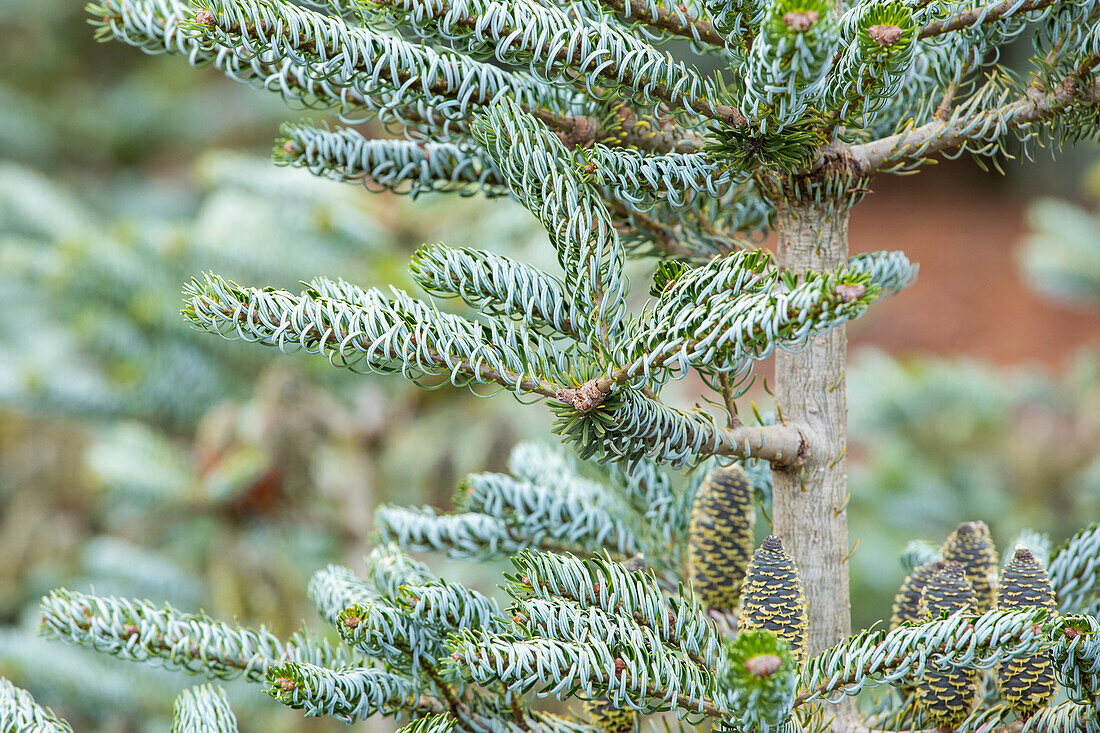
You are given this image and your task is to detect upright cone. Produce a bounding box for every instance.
[688,464,756,612]
[738,535,808,665]
[891,559,947,629]
[942,521,999,611]
[996,546,1058,719]
[915,562,980,729]
[582,700,636,733]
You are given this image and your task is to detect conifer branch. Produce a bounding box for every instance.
[626,249,911,383]
[918,0,1061,39]
[850,55,1100,173]
[409,245,584,339]
[796,608,1050,707]
[510,550,723,669]
[353,0,747,125]
[187,0,585,129]
[266,662,439,721]
[551,383,806,466]
[1049,523,1100,613]
[0,678,75,733]
[182,273,572,399]
[449,633,723,717]
[88,0,582,138]
[172,685,240,733]
[597,0,732,49]
[473,101,628,349]
[277,124,507,197]
[38,589,359,681]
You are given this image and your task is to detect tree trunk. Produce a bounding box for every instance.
[770,198,852,658]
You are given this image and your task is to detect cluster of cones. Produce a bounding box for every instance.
[685,464,1060,730]
[890,521,1059,728]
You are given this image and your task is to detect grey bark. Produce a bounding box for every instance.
[770,198,853,659]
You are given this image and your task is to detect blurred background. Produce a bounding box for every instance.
[0,1,1097,731]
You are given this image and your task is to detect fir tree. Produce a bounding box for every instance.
[2,0,1099,731]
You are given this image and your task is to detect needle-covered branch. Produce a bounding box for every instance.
[918,0,1062,39]
[550,384,807,466]
[277,124,507,197]
[474,101,628,349]
[182,273,573,398]
[0,678,74,733]
[596,0,733,50]
[38,589,358,681]
[409,245,584,340]
[625,249,916,384]
[352,0,746,125]
[172,685,240,733]
[797,608,1051,706]
[191,0,591,128]
[89,0,580,138]
[1049,523,1100,614]
[375,444,665,560]
[850,55,1100,173]
[266,662,437,722]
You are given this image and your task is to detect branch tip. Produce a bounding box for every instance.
[783,11,820,31]
[867,24,904,46]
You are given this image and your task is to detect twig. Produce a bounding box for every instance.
[599,0,733,49]
[919,0,1059,38]
[848,55,1099,174]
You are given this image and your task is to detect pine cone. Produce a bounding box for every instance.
[915,561,980,729]
[583,699,636,733]
[996,546,1058,719]
[891,559,947,629]
[688,464,756,612]
[942,520,999,611]
[738,535,808,664]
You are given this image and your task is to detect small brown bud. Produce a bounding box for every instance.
[563,116,597,148]
[782,10,819,31]
[1064,627,1082,641]
[451,651,464,662]
[275,676,297,692]
[583,162,597,175]
[614,657,627,677]
[592,582,602,601]
[867,24,904,46]
[834,283,867,302]
[513,613,527,625]
[521,575,531,586]
[744,653,783,678]
[343,615,361,630]
[1029,624,1043,636]
[282,140,299,156]
[193,9,215,26]
[555,379,609,414]
[123,624,140,640]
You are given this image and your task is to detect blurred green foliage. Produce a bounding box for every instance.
[1018,161,1100,306]
[846,349,1100,629]
[0,152,553,730]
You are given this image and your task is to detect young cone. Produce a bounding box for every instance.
[581,700,637,733]
[688,464,757,612]
[915,562,980,729]
[996,546,1058,719]
[891,559,947,629]
[941,521,999,611]
[738,535,808,664]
